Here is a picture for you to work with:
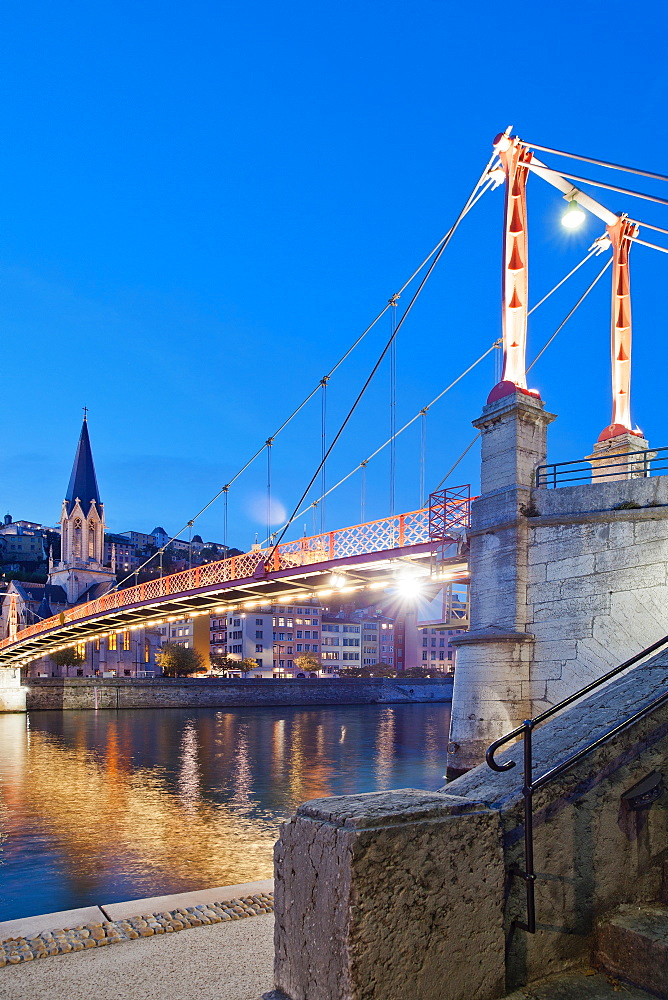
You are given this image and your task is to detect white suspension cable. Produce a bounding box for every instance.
[263,338,500,543]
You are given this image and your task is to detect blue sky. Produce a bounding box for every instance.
[1,1,667,547]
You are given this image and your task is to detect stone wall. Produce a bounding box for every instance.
[449,456,668,772]
[0,667,26,712]
[525,475,668,707]
[24,675,453,711]
[271,648,668,999]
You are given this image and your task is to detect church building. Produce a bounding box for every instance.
[1,417,161,678]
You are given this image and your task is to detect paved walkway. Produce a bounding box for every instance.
[0,912,274,1000]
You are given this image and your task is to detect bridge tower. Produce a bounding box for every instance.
[48,416,115,604]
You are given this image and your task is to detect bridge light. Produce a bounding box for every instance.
[330,574,347,589]
[396,577,424,599]
[562,198,586,230]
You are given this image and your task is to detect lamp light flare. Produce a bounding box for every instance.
[395,576,425,600]
[562,198,586,230]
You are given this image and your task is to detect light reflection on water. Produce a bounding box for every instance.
[0,703,450,920]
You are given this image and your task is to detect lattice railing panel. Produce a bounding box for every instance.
[0,504,452,654]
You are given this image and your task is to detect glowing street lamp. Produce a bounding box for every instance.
[562,198,586,230]
[394,576,425,600]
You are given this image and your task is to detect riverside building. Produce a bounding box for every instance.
[209,601,322,677]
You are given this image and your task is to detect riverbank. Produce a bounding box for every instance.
[24,675,452,711]
[0,882,275,1000]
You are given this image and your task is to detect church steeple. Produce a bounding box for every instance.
[49,414,114,604]
[65,415,101,510]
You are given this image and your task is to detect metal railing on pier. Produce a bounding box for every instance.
[536,445,668,488]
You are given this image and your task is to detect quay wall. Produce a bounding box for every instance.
[24,675,453,711]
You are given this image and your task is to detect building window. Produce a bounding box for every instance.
[144,640,150,663]
[123,631,131,650]
[296,644,302,652]
[255,630,263,638]
[108,633,117,651]
[76,641,86,658]
[255,618,264,625]
[255,644,263,653]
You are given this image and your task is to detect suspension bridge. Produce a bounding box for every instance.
[2,128,668,671]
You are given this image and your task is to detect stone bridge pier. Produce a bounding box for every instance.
[447,389,665,777]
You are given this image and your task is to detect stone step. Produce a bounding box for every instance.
[595,903,668,998]
[504,968,655,999]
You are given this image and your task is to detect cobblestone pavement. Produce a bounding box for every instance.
[0,910,274,1000]
[0,891,273,967]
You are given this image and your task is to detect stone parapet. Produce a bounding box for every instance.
[273,790,505,1000]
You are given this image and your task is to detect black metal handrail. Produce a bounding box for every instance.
[536,445,668,489]
[486,632,668,933]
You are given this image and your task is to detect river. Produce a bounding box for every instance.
[0,703,451,921]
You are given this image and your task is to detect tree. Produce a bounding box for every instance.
[401,666,447,678]
[51,646,85,668]
[209,654,257,675]
[340,662,396,678]
[295,651,321,675]
[156,643,204,677]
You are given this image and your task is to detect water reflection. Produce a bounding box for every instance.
[0,703,450,920]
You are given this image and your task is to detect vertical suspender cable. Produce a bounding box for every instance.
[389,297,398,515]
[420,409,427,509]
[266,440,273,546]
[223,486,229,557]
[361,461,367,522]
[320,377,328,535]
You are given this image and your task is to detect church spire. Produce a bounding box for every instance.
[65,415,101,509]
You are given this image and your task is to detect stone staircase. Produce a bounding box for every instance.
[506,862,668,1000]
[593,859,668,999]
